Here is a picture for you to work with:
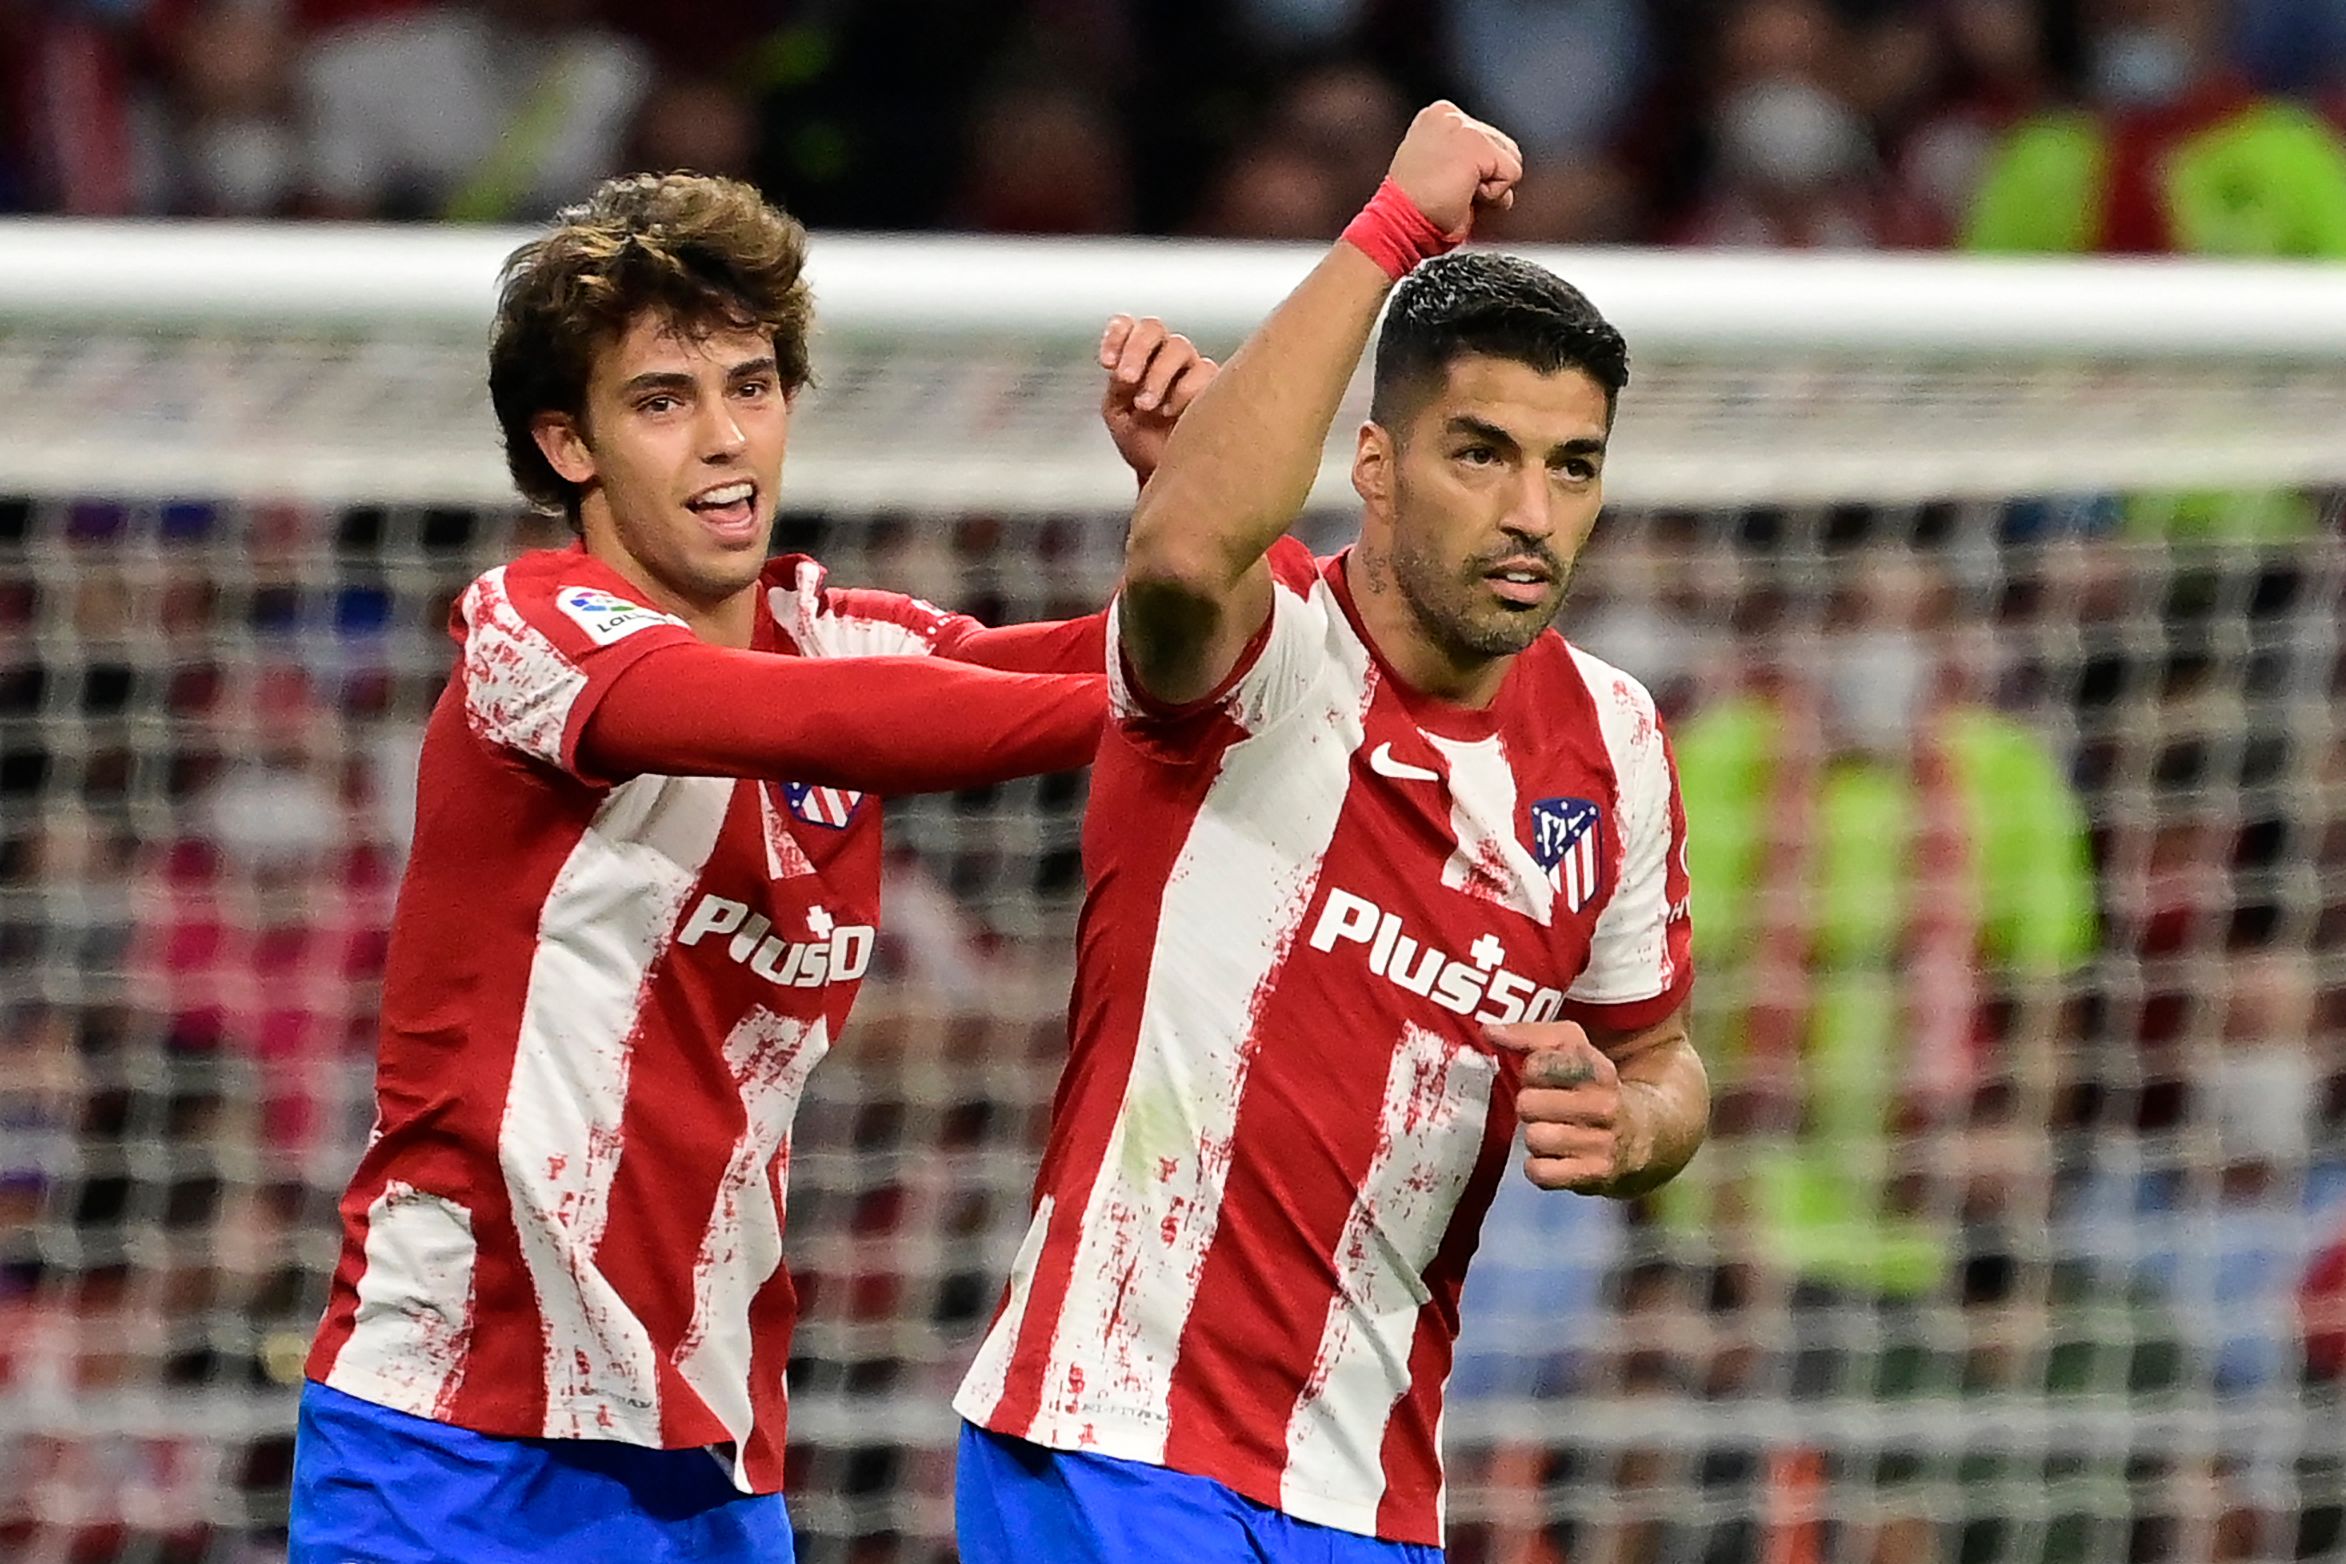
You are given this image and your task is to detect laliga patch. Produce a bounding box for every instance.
[556,586,683,646]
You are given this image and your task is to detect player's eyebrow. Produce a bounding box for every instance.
[1444,415,1520,454]
[616,370,697,398]
[1550,435,1607,464]
[614,357,776,399]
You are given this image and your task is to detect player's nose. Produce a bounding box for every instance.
[1499,466,1554,536]
[697,400,749,460]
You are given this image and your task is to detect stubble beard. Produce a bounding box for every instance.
[1389,533,1565,664]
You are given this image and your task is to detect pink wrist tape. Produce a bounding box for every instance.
[1340,178,1459,281]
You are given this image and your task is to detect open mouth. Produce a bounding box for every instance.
[1483,559,1554,607]
[686,479,759,541]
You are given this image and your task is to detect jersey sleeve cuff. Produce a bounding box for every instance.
[1110,597,1278,724]
[1559,960,1694,1035]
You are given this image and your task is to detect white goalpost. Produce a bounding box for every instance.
[3,225,2345,510]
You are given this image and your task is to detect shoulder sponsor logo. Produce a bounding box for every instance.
[677,895,876,989]
[1309,886,1566,1025]
[556,586,684,646]
[1367,741,1441,783]
[1530,797,1603,913]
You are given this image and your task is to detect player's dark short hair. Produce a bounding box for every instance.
[489,173,814,524]
[1369,252,1629,430]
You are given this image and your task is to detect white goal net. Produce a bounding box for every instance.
[3,225,2345,1564]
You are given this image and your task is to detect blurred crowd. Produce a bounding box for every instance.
[9,0,2346,254]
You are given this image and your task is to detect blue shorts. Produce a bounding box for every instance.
[290,1381,795,1564]
[956,1422,1442,1564]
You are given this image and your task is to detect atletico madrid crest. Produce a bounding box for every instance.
[1530,797,1602,912]
[782,780,863,829]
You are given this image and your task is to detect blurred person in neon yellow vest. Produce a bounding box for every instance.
[1964,0,2346,541]
[1967,0,2346,257]
[1661,548,2097,1297]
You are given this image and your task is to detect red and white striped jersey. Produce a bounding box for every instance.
[956,539,1693,1545]
[306,543,1025,1493]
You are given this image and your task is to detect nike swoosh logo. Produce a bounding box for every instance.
[1367,741,1440,782]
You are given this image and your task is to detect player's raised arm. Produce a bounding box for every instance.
[1118,103,1520,705]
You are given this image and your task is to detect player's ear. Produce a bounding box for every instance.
[534,412,597,487]
[1353,420,1394,512]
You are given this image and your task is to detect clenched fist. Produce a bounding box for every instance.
[1386,101,1522,240]
[1485,1019,1649,1194]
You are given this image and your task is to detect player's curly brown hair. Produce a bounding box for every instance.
[489,173,814,524]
